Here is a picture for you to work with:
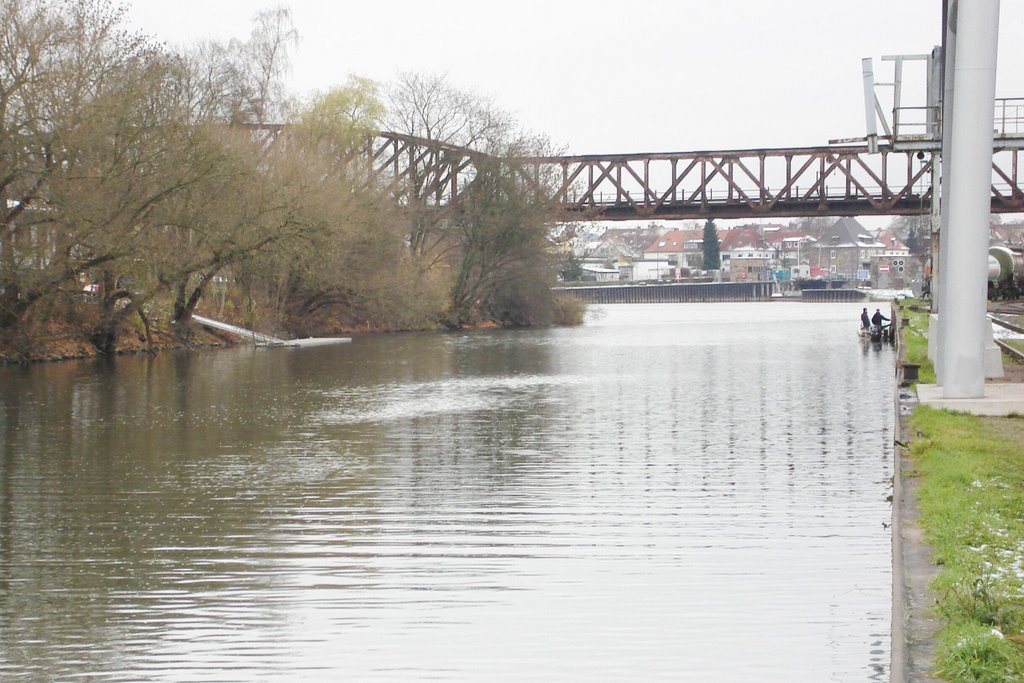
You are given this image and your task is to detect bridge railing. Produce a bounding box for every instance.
[892,105,940,141]
[997,98,1024,137]
[891,99,1024,143]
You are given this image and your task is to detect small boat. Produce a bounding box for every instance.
[858,324,891,343]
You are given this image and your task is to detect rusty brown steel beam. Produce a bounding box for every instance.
[244,125,1024,219]
[542,148,954,220]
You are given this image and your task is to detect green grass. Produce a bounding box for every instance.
[898,300,938,384]
[909,407,1024,681]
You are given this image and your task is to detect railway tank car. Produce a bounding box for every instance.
[988,245,1024,300]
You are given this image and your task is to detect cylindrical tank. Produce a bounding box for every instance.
[988,246,1024,282]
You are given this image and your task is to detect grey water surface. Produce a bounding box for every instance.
[0,302,894,681]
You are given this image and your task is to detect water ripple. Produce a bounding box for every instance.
[0,303,893,681]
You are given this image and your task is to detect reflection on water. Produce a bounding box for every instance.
[0,303,893,681]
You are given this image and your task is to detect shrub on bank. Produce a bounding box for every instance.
[551,293,586,326]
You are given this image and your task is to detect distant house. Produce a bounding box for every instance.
[869,229,919,288]
[640,229,705,277]
[582,236,634,264]
[578,226,665,281]
[719,227,771,281]
[580,264,621,282]
[991,223,1024,248]
[607,227,665,255]
[872,229,911,257]
[808,217,883,280]
[587,226,664,261]
[763,229,816,270]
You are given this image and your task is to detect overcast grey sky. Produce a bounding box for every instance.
[124,0,1024,156]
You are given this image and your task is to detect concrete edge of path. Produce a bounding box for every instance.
[891,383,942,683]
[917,382,1024,417]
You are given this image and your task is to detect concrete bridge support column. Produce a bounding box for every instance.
[931,0,958,381]
[940,0,1000,398]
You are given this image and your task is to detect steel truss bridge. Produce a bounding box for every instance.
[255,126,1024,220]
[370,132,1024,220]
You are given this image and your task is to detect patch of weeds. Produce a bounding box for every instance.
[937,623,1024,683]
[940,575,1024,635]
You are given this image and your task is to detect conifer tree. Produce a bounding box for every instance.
[702,219,721,270]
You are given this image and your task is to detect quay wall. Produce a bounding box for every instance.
[800,288,867,302]
[556,282,867,304]
[555,281,773,304]
[890,302,940,683]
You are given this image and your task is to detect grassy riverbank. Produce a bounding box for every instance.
[900,302,938,384]
[896,300,1024,680]
[909,408,1024,681]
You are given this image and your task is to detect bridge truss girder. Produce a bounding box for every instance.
[531,146,1024,221]
[253,127,1024,221]
[368,132,480,207]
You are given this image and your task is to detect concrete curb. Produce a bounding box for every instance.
[891,390,942,682]
[891,305,941,682]
[891,383,907,683]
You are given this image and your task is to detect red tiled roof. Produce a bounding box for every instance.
[763,229,807,246]
[641,229,705,255]
[718,227,768,251]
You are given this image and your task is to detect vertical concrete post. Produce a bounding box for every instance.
[932,0,958,381]
[941,0,999,398]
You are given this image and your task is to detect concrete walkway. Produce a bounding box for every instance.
[917,382,1024,416]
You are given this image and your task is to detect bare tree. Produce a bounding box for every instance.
[386,72,512,150]
[384,74,518,261]
[0,0,161,330]
[176,6,297,125]
[253,84,442,335]
[0,0,303,350]
[235,6,298,123]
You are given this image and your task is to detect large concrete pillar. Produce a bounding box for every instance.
[940,0,1000,398]
[931,0,958,382]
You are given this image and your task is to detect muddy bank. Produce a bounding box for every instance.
[0,320,232,365]
[0,314,522,365]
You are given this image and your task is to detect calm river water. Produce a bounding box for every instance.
[0,303,894,681]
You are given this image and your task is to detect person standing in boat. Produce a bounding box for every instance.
[871,308,889,328]
[860,307,871,330]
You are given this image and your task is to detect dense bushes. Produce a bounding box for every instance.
[0,1,579,360]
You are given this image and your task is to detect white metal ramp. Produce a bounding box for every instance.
[191,314,351,348]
